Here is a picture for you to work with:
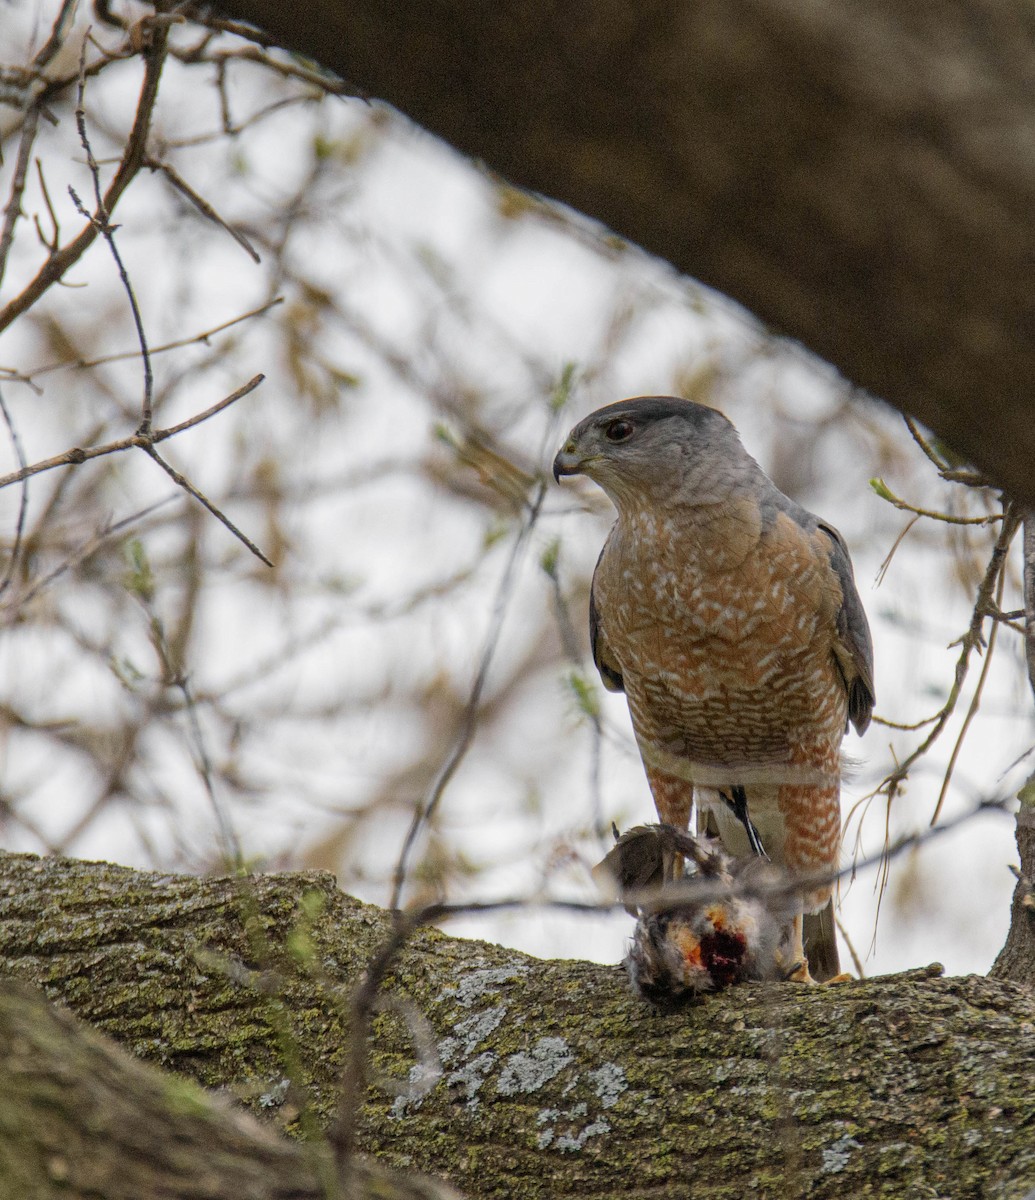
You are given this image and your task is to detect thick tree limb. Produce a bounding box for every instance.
[991,514,1035,988]
[1,852,1034,1198]
[0,978,459,1200]
[209,0,1035,503]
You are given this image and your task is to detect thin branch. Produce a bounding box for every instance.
[543,543,606,842]
[873,502,1021,805]
[0,0,79,288]
[940,468,991,487]
[388,478,548,911]
[0,17,169,336]
[903,415,949,472]
[33,0,82,69]
[0,372,272,566]
[1023,511,1035,703]
[1,497,172,618]
[835,911,866,979]
[901,416,992,489]
[207,44,351,97]
[874,514,919,587]
[145,156,261,262]
[871,710,942,732]
[3,299,282,382]
[928,560,1007,826]
[142,442,273,567]
[0,387,29,598]
[72,43,154,431]
[0,106,42,295]
[178,11,282,51]
[0,374,264,491]
[32,158,61,253]
[871,478,1002,526]
[142,594,244,869]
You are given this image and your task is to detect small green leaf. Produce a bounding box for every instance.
[549,363,578,411]
[539,537,561,580]
[123,539,154,602]
[566,670,601,721]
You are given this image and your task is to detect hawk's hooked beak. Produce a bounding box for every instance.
[552,439,582,483]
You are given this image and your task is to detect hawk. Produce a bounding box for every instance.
[554,397,874,981]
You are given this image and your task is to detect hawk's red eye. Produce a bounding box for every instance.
[605,419,634,443]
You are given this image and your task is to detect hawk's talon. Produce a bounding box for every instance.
[783,960,815,984]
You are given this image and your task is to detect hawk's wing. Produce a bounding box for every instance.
[817,521,875,734]
[589,541,625,693]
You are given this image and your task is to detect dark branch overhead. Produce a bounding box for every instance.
[215,0,1035,500]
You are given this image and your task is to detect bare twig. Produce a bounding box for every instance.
[145,156,260,262]
[0,374,264,491]
[0,17,169,336]
[143,442,273,567]
[388,476,548,910]
[0,387,29,598]
[207,44,349,97]
[871,711,942,732]
[929,561,1008,826]
[32,158,61,253]
[0,0,79,289]
[0,106,42,294]
[874,502,1021,805]
[903,415,949,472]
[543,542,606,842]
[0,373,272,566]
[1023,511,1035,702]
[71,45,154,431]
[1,497,172,617]
[834,911,866,979]
[141,586,244,868]
[874,514,919,587]
[3,299,282,382]
[871,478,1001,526]
[34,0,82,70]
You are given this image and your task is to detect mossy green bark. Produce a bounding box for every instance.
[0,976,458,1200]
[1,851,1033,1199]
[991,782,1035,988]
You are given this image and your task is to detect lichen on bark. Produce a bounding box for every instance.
[1,851,1034,1198]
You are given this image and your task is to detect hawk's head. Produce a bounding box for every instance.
[552,395,749,508]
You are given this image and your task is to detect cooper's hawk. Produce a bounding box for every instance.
[554,396,874,981]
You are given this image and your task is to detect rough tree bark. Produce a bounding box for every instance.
[206,0,1035,506]
[0,977,456,1200]
[991,515,1035,988]
[2,852,1033,1199]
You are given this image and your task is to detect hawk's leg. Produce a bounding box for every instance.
[644,767,693,832]
[780,912,853,984]
[643,767,694,880]
[780,912,813,983]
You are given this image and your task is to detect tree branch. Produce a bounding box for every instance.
[0,978,458,1199]
[206,0,1035,505]
[990,511,1035,987]
[1,852,1033,1198]
[0,16,169,334]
